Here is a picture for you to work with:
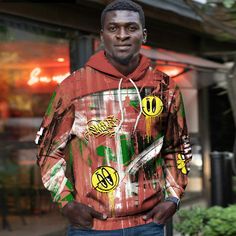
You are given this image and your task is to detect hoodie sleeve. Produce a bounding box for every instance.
[161,82,192,200]
[35,83,75,208]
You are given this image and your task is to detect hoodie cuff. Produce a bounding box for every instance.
[165,196,180,210]
[166,185,184,199]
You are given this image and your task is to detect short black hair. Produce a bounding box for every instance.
[101,0,145,28]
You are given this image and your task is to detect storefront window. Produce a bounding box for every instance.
[0,25,70,215]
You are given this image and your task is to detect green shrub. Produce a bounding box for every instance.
[175,205,236,236]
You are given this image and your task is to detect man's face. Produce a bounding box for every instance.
[101,10,147,65]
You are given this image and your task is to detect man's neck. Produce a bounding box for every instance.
[106,54,140,76]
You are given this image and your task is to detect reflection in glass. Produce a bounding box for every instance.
[0,25,70,232]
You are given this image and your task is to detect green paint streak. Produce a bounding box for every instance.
[87,155,92,166]
[51,191,57,199]
[156,157,163,167]
[50,162,61,178]
[54,195,60,202]
[76,139,87,156]
[155,133,163,141]
[180,102,185,118]
[96,146,105,156]
[51,192,62,202]
[69,144,73,169]
[49,183,60,201]
[61,194,74,202]
[120,135,129,165]
[130,100,139,109]
[78,138,87,145]
[96,145,116,162]
[46,91,56,116]
[89,104,97,110]
[179,93,186,118]
[66,180,73,191]
[96,136,135,166]
[120,134,134,166]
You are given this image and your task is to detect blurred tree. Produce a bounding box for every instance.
[184,0,236,38]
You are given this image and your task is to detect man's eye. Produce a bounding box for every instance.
[109,26,117,32]
[128,26,137,31]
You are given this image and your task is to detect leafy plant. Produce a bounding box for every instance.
[175,205,236,236]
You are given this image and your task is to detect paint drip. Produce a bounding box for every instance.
[145,116,152,142]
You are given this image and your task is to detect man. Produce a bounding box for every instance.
[36,0,192,235]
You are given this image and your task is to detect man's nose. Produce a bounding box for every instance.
[116,28,129,40]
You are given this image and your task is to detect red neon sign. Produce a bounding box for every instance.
[28,67,70,86]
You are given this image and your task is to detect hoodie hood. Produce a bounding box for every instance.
[86,50,150,136]
[86,50,150,81]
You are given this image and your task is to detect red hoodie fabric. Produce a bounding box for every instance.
[36,50,192,230]
[87,50,150,82]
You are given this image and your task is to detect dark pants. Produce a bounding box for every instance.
[67,222,164,236]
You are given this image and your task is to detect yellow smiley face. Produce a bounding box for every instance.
[141,96,163,117]
[91,166,119,193]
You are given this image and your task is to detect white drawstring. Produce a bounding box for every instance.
[116,77,142,134]
[129,78,143,133]
[115,78,124,179]
[116,78,124,133]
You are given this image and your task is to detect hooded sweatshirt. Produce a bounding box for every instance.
[36,50,192,230]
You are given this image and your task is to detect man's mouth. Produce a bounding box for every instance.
[115,45,131,50]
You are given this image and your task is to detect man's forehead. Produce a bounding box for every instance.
[104,10,141,25]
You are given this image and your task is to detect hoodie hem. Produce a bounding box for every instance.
[93,214,154,230]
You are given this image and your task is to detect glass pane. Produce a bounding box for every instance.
[0,24,70,232]
[186,144,203,194]
[0,27,70,118]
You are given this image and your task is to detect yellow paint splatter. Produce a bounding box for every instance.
[177,154,187,174]
[145,116,152,142]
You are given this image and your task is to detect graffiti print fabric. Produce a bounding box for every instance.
[36,50,192,230]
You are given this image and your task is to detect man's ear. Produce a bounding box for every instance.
[143,28,147,44]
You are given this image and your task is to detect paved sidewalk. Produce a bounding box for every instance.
[0,211,68,236]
